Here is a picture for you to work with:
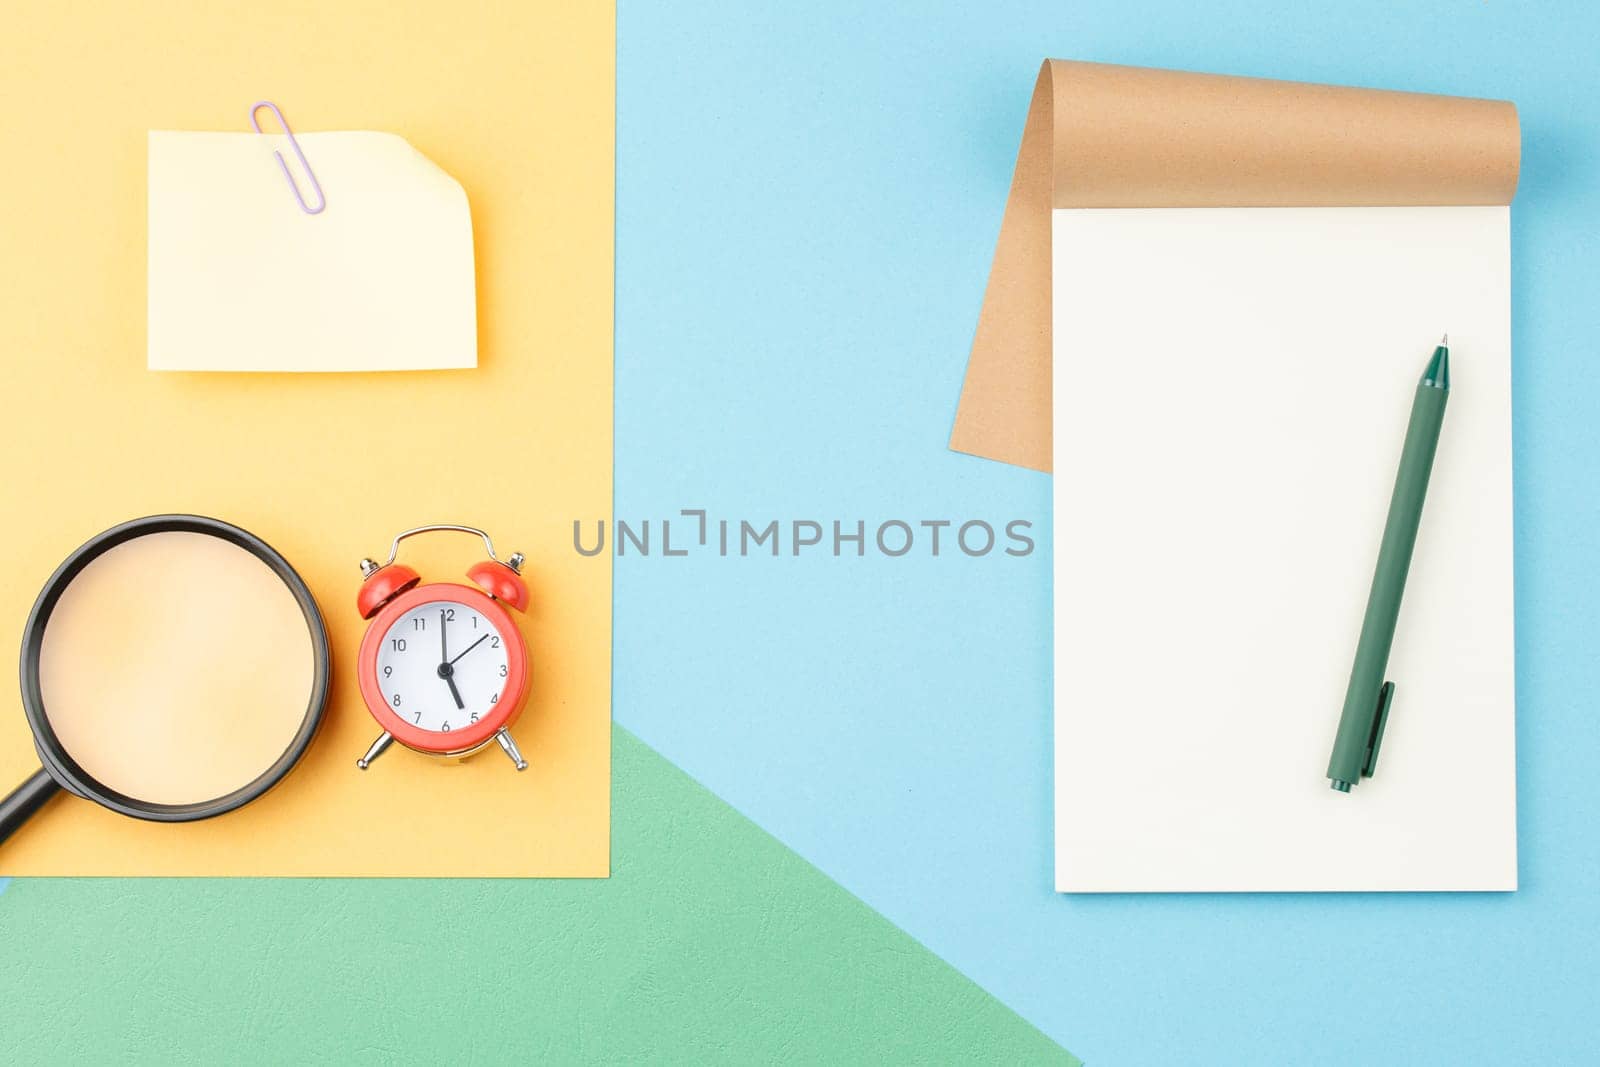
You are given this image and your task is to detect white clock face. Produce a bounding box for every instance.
[376,599,512,736]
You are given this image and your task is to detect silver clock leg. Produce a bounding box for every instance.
[357,731,394,770]
[495,728,528,771]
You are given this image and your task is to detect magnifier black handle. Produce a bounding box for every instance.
[0,767,60,848]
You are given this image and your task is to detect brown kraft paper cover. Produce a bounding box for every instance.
[949,59,1521,473]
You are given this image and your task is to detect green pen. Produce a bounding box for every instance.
[1327,335,1451,792]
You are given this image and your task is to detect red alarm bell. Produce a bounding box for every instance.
[352,524,531,772]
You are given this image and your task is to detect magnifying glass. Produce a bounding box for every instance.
[0,515,329,847]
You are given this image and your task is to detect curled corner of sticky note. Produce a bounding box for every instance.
[148,127,477,372]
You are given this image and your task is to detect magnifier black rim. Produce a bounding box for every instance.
[18,514,331,823]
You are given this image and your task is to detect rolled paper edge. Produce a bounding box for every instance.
[1045,59,1520,209]
[950,59,1520,472]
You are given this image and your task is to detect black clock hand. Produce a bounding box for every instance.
[448,634,489,665]
[443,672,466,710]
[436,611,465,709]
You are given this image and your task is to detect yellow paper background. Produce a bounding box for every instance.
[0,0,613,875]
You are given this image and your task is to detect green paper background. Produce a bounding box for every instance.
[0,730,1072,1063]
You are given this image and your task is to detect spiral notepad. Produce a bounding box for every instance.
[953,62,1521,892]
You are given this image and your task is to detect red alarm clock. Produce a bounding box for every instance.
[352,524,531,772]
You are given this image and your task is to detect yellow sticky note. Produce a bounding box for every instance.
[0,0,613,877]
[148,130,477,372]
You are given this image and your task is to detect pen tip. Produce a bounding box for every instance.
[1440,332,1448,347]
[1422,343,1451,389]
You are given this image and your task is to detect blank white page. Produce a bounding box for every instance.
[1052,207,1515,892]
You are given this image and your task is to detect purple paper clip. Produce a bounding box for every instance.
[249,100,326,215]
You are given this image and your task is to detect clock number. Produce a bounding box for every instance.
[442,721,451,733]
[383,665,392,678]
[470,713,480,723]
[490,636,500,648]
[471,615,478,629]
[490,693,498,704]
[413,711,421,724]
[444,608,456,621]
[499,664,508,677]
[391,638,407,652]
[412,617,426,632]
[392,693,402,706]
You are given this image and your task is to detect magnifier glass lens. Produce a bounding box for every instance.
[36,531,316,807]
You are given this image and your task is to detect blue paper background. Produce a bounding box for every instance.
[616,1,1600,1062]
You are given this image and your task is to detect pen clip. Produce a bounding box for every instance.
[1361,681,1395,778]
